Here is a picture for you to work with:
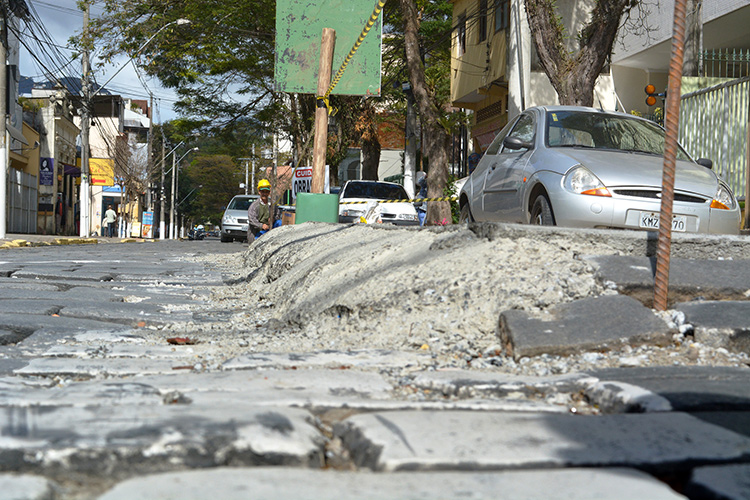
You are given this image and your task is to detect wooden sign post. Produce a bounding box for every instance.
[312,28,336,194]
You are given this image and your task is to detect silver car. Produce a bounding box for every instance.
[459,106,740,234]
[220,194,259,242]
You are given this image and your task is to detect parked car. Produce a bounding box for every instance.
[459,105,740,234]
[338,180,419,225]
[220,194,259,242]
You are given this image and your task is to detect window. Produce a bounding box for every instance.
[478,0,487,43]
[503,114,535,151]
[494,0,509,32]
[457,13,467,56]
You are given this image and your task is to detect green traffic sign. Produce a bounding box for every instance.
[275,0,382,96]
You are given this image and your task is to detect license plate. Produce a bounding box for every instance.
[639,212,687,232]
[241,224,248,231]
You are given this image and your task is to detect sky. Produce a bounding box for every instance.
[19,0,180,122]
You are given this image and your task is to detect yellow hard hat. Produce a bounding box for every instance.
[258,179,271,191]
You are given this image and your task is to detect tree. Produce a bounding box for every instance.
[397,0,452,224]
[83,0,277,130]
[524,0,640,106]
[182,154,239,224]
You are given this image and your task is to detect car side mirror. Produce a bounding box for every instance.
[696,158,713,170]
[504,136,532,150]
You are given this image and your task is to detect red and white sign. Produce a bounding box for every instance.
[291,166,330,201]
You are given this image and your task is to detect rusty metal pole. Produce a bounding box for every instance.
[654,0,689,311]
[312,28,336,194]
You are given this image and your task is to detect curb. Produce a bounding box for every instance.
[0,237,157,249]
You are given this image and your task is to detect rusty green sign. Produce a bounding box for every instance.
[275,0,382,96]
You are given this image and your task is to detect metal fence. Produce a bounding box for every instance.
[679,76,749,200]
[701,49,750,79]
[7,169,38,233]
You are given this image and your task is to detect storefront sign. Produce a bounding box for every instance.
[40,158,54,186]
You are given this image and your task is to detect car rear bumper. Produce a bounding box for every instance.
[339,215,419,226]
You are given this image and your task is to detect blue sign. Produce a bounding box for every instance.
[40,158,54,186]
[142,211,154,225]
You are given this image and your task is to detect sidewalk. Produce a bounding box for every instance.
[0,233,150,249]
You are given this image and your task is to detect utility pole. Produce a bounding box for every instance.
[0,11,7,239]
[79,2,91,237]
[169,152,176,239]
[147,93,153,212]
[238,157,251,194]
[159,132,165,239]
[251,144,256,194]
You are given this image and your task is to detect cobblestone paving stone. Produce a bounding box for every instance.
[0,225,748,499]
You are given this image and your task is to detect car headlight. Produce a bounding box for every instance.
[563,165,611,197]
[341,209,365,218]
[710,182,737,210]
[223,215,236,224]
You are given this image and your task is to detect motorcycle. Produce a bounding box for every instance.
[188,227,206,240]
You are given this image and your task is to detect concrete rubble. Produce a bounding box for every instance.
[0,222,748,499]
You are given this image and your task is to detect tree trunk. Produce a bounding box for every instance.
[683,0,702,76]
[361,133,381,180]
[398,0,451,225]
[525,0,633,106]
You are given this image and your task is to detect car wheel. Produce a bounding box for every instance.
[459,203,474,223]
[220,233,231,243]
[530,195,555,226]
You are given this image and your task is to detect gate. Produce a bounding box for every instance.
[679,76,750,200]
[7,169,38,234]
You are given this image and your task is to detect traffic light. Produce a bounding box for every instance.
[645,84,666,106]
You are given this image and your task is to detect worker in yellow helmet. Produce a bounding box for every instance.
[247,179,281,241]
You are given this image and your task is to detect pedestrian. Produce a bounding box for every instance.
[247,179,281,242]
[104,205,117,238]
[415,171,428,226]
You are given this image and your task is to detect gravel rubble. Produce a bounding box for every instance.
[168,224,750,380]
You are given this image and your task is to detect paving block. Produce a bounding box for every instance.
[13,358,180,378]
[689,412,750,439]
[0,377,165,408]
[685,464,750,500]
[411,370,588,399]
[0,473,59,500]
[118,369,395,406]
[0,329,28,346]
[58,302,192,327]
[0,404,323,474]
[222,349,432,371]
[96,466,687,500]
[676,301,750,355]
[498,295,671,359]
[0,315,131,343]
[334,410,750,472]
[0,300,61,316]
[586,366,750,412]
[588,255,750,302]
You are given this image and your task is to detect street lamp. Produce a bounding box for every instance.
[79,17,191,238]
[94,19,191,96]
[170,147,199,239]
[158,137,197,240]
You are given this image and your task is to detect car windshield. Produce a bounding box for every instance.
[227,197,256,210]
[342,182,408,200]
[546,111,690,160]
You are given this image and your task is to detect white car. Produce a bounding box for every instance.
[220,194,259,242]
[338,180,419,225]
